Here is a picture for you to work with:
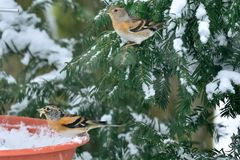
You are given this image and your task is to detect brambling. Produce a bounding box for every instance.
[37,105,117,137]
[108,7,161,46]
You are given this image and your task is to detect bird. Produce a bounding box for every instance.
[37,105,120,137]
[108,7,161,47]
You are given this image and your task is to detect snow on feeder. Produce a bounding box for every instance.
[0,115,89,160]
[0,8,19,13]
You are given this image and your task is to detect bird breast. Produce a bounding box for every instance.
[115,29,154,44]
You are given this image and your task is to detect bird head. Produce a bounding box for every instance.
[37,105,63,120]
[108,7,130,21]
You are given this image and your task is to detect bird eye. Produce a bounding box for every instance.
[46,107,50,111]
[114,9,118,12]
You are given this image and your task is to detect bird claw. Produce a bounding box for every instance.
[123,42,137,48]
[79,132,89,137]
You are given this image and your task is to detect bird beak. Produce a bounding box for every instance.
[37,108,45,117]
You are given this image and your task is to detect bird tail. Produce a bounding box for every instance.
[87,120,123,130]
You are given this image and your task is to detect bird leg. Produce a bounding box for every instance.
[123,42,137,48]
[78,132,89,138]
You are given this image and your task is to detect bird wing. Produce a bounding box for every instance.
[129,19,160,32]
[59,116,88,128]
[59,116,107,129]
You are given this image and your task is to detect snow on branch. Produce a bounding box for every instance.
[196,3,210,44]
[118,132,139,155]
[94,8,107,20]
[32,0,53,7]
[142,72,156,99]
[206,70,240,99]
[180,78,197,96]
[131,112,169,135]
[168,0,188,57]
[0,71,16,84]
[173,23,187,57]
[169,0,187,18]
[67,86,98,114]
[215,31,228,46]
[8,98,29,115]
[0,0,72,84]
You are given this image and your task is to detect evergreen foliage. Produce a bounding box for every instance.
[0,0,240,159]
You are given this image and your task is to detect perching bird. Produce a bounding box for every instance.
[37,105,118,137]
[108,7,161,46]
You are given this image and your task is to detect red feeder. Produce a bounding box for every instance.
[0,115,89,160]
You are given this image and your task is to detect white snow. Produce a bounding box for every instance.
[118,132,138,155]
[32,0,53,7]
[100,114,112,124]
[0,0,75,114]
[175,23,186,37]
[127,143,138,155]
[67,106,81,115]
[134,0,149,2]
[109,66,113,73]
[101,111,113,124]
[215,32,227,46]
[88,51,100,64]
[227,29,236,38]
[8,97,29,115]
[120,37,128,47]
[180,78,197,95]
[20,53,30,65]
[94,8,107,21]
[163,138,175,144]
[122,0,149,4]
[222,0,230,3]
[31,70,66,83]
[186,85,194,95]
[196,3,207,19]
[67,86,97,114]
[173,22,186,57]
[107,47,113,59]
[142,72,156,99]
[131,112,169,134]
[178,147,194,160]
[0,71,16,84]
[0,123,85,150]
[196,3,210,44]
[214,101,240,151]
[0,0,72,85]
[109,86,118,96]
[69,95,83,108]
[169,0,187,18]
[206,70,240,99]
[195,4,207,19]
[198,21,210,43]
[173,38,183,57]
[0,1,32,32]
[125,66,130,80]
[180,78,187,85]
[44,4,59,39]
[142,82,155,99]
[75,151,93,160]
[69,86,96,107]
[166,20,176,33]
